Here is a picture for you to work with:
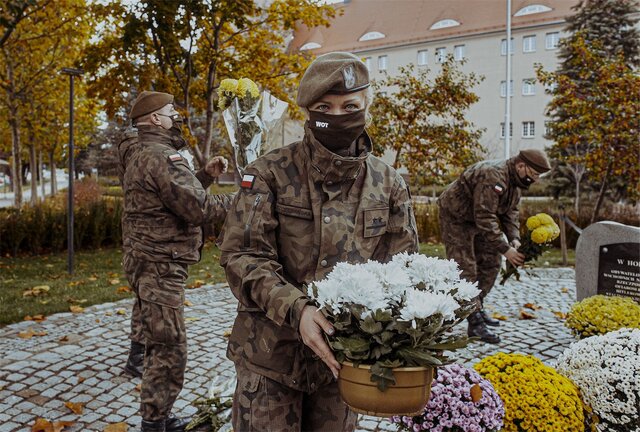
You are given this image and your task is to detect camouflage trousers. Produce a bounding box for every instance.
[124,254,188,422]
[439,212,502,303]
[232,366,357,432]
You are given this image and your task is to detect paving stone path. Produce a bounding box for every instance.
[0,268,577,431]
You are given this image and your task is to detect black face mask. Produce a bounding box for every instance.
[164,114,187,150]
[520,174,535,186]
[308,110,366,156]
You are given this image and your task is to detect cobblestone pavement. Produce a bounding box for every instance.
[0,268,576,431]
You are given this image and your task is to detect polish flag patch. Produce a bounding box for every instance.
[169,154,183,162]
[494,183,505,194]
[241,174,256,189]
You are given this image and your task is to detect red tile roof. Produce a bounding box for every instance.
[291,0,579,54]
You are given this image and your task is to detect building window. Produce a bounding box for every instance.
[544,81,558,93]
[454,44,466,61]
[359,31,386,42]
[364,57,372,71]
[522,79,536,96]
[501,38,514,55]
[523,35,536,53]
[514,4,553,16]
[300,42,321,51]
[500,80,514,97]
[417,49,428,66]
[546,32,560,49]
[430,19,461,30]
[544,121,552,137]
[436,47,446,63]
[378,55,388,71]
[500,122,513,138]
[522,121,535,138]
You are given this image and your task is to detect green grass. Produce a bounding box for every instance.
[0,242,574,326]
[0,243,227,326]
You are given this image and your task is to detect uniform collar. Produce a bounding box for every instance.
[137,125,185,150]
[303,124,371,184]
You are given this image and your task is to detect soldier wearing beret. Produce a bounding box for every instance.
[119,90,233,432]
[219,52,419,431]
[437,149,551,344]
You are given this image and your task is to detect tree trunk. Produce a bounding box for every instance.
[393,147,403,170]
[39,150,45,199]
[49,151,57,195]
[202,61,217,166]
[590,162,612,225]
[29,142,37,204]
[6,56,22,207]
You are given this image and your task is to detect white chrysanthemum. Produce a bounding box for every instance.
[451,279,481,301]
[555,328,640,431]
[335,264,388,312]
[400,290,460,321]
[360,260,412,300]
[395,254,461,290]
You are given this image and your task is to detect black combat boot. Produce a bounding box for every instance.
[141,419,165,432]
[467,311,501,344]
[165,414,191,432]
[123,340,144,378]
[480,309,501,327]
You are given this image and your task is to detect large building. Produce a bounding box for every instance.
[289,0,583,160]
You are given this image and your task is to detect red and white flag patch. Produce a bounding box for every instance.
[241,174,255,189]
[169,153,183,162]
[493,183,505,194]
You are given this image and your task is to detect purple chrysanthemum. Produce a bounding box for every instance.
[390,364,504,432]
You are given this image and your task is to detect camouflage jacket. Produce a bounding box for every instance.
[437,158,522,254]
[219,126,419,392]
[119,125,232,264]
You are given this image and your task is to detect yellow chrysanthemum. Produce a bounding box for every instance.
[549,223,560,240]
[565,295,640,338]
[217,78,239,110]
[526,215,542,230]
[536,212,555,226]
[531,226,549,244]
[475,353,584,432]
[236,77,260,99]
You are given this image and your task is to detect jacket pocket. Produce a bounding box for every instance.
[247,313,296,374]
[363,207,389,238]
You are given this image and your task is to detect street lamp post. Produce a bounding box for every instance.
[504,0,512,159]
[61,67,84,275]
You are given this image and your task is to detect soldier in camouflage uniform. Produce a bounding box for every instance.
[119,91,233,432]
[219,52,419,431]
[437,149,551,344]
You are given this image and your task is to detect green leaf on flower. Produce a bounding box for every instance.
[398,348,443,367]
[360,315,383,334]
[370,362,396,392]
[371,345,393,359]
[373,309,394,322]
[335,336,370,353]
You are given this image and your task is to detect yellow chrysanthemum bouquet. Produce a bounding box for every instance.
[565,294,640,338]
[499,212,560,284]
[474,353,586,432]
[217,78,287,175]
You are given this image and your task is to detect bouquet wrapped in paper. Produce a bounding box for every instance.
[218,78,288,176]
[499,212,560,285]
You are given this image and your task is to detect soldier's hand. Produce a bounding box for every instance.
[205,156,228,178]
[504,247,525,267]
[510,239,522,250]
[299,305,340,379]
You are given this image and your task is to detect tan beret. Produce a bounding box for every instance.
[519,149,551,173]
[129,91,174,120]
[296,52,370,108]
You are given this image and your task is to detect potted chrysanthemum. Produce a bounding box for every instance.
[307,253,480,417]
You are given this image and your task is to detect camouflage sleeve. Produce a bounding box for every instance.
[499,206,521,243]
[219,171,308,328]
[150,152,229,226]
[472,179,511,254]
[372,174,419,261]
[195,168,215,189]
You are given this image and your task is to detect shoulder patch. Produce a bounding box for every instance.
[168,153,183,162]
[493,183,506,194]
[241,174,256,189]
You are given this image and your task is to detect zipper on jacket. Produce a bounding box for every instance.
[244,194,262,248]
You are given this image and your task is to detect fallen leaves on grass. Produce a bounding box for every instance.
[19,328,47,339]
[66,297,87,304]
[87,276,98,282]
[187,279,206,289]
[523,302,542,310]
[31,418,74,432]
[23,285,50,297]
[104,423,128,432]
[109,279,120,285]
[24,314,46,322]
[116,286,131,294]
[64,401,84,414]
[519,310,536,320]
[69,305,84,314]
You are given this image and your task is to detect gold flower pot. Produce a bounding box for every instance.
[338,362,434,417]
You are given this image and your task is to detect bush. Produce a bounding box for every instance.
[564,295,640,339]
[474,353,585,432]
[556,328,640,432]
